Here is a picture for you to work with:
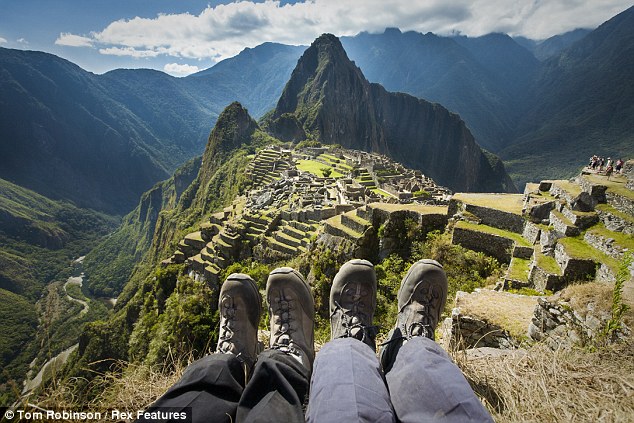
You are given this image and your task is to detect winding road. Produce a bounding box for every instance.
[63,273,89,316]
[22,263,88,394]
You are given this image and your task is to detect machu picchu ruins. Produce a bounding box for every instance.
[166,148,634,356]
[162,145,452,281]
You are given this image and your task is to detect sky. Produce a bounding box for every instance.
[1,0,632,76]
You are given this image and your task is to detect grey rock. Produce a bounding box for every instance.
[529,201,556,222]
[570,191,596,212]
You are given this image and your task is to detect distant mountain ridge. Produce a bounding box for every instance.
[0,49,206,214]
[0,45,301,214]
[341,30,539,152]
[514,28,592,61]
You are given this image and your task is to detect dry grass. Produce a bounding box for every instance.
[559,282,613,320]
[368,202,448,214]
[456,341,634,422]
[26,355,187,422]
[452,193,525,214]
[456,289,538,340]
[98,361,184,413]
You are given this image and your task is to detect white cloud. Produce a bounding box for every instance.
[55,33,94,47]
[98,46,162,58]
[17,38,28,45]
[0,37,7,44]
[164,63,201,76]
[57,0,633,61]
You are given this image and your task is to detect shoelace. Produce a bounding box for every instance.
[406,320,433,339]
[217,294,255,378]
[270,292,302,356]
[217,294,237,353]
[403,287,436,340]
[380,297,435,348]
[331,301,378,342]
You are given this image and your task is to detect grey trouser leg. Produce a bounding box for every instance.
[306,338,395,423]
[386,337,493,423]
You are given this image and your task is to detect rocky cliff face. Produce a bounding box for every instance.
[268,34,516,193]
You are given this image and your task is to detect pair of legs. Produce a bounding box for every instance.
[136,268,314,423]
[137,260,492,422]
[307,259,491,422]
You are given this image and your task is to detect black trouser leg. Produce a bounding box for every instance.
[136,353,244,423]
[137,350,309,423]
[237,349,310,423]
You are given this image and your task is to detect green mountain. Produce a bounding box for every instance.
[83,157,201,298]
[266,34,515,193]
[0,178,116,297]
[501,6,634,186]
[0,46,298,215]
[0,48,206,214]
[83,102,275,299]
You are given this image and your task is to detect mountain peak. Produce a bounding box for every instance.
[205,102,258,157]
[265,34,515,192]
[270,33,365,128]
[304,33,352,73]
[313,33,344,49]
[199,102,257,179]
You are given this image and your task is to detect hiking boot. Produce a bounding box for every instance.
[266,267,315,371]
[216,273,262,370]
[380,259,448,372]
[330,259,378,350]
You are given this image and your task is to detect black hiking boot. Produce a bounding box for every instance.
[329,259,378,350]
[380,259,448,372]
[216,273,262,371]
[266,267,315,371]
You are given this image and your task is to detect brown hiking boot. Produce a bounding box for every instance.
[216,273,262,369]
[266,267,315,371]
[380,259,448,372]
[329,259,378,350]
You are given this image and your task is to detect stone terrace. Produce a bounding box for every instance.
[162,146,453,285]
[446,168,633,351]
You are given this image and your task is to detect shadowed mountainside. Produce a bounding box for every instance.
[500,6,634,186]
